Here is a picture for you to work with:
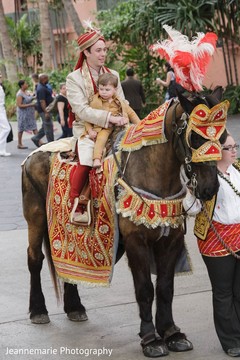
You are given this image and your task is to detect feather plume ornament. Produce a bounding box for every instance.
[151,25,218,92]
[83,19,101,34]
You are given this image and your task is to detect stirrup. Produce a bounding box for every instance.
[70,198,91,226]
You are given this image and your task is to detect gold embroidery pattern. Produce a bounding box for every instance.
[186,100,229,162]
[116,178,185,229]
[194,196,216,240]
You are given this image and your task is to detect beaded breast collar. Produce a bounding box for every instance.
[217,163,240,197]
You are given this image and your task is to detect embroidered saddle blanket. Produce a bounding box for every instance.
[46,153,119,286]
[118,100,171,151]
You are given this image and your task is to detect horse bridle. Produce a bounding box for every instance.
[171,100,216,194]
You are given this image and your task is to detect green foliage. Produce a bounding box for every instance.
[155,0,216,36]
[97,0,240,116]
[48,67,73,92]
[6,14,41,73]
[223,85,240,114]
[97,0,167,113]
[3,80,19,120]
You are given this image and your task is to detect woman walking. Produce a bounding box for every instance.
[16,80,38,149]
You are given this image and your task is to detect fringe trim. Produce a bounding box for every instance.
[57,274,111,288]
[116,178,185,229]
[119,138,168,152]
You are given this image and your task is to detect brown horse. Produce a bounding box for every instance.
[22,88,227,358]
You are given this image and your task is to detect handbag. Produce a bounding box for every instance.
[7,123,13,143]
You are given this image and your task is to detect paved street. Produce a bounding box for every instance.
[0,115,239,360]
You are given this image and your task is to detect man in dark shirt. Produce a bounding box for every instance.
[31,73,54,147]
[121,68,146,118]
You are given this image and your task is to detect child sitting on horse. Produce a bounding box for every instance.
[85,72,140,168]
[70,72,140,225]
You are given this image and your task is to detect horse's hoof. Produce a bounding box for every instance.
[142,340,169,358]
[166,338,193,352]
[31,314,50,324]
[67,311,88,322]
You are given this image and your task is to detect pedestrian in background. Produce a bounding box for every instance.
[57,83,72,139]
[156,62,175,101]
[121,68,146,118]
[16,80,38,149]
[31,73,39,95]
[0,75,11,156]
[183,133,240,358]
[31,73,54,147]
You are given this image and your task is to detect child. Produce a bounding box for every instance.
[86,72,140,168]
[70,73,140,225]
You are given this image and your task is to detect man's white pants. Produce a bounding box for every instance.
[0,106,11,153]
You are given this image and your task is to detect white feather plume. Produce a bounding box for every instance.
[83,19,101,34]
[151,25,218,92]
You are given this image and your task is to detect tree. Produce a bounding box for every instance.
[62,0,83,36]
[98,0,240,111]
[0,0,18,81]
[39,0,55,70]
[215,0,240,85]
[6,14,41,74]
[0,41,7,78]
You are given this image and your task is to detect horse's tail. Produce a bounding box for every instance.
[42,229,62,303]
[23,155,62,302]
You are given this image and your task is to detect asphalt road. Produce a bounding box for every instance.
[0,116,239,360]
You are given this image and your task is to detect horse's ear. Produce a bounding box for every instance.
[177,91,195,115]
[205,86,223,107]
[211,86,224,101]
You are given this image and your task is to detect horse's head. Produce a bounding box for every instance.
[174,87,228,201]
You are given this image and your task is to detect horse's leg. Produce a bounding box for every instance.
[22,160,50,324]
[64,283,88,321]
[27,222,50,324]
[154,229,193,352]
[124,232,169,358]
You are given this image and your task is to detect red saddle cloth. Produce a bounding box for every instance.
[46,153,119,286]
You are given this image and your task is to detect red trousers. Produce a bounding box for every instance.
[69,163,91,204]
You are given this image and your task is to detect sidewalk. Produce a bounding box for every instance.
[0,115,239,360]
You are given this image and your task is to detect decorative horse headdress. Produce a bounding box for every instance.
[186,100,229,162]
[151,25,228,162]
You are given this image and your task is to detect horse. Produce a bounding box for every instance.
[22,87,227,358]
